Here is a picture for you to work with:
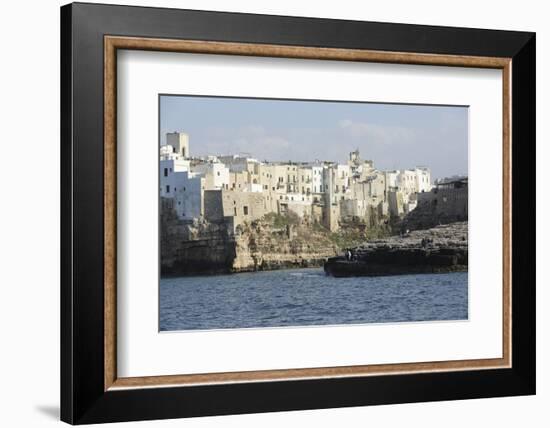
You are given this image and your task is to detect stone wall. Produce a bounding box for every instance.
[222,190,267,225]
[161,198,237,275]
[231,219,340,272]
[325,222,468,277]
[402,186,468,230]
[204,190,224,222]
[161,198,345,276]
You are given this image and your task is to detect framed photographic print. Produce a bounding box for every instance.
[60,2,536,424]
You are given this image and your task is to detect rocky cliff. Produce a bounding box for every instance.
[161,207,237,275]
[160,201,390,276]
[161,201,339,275]
[324,222,468,277]
[231,216,340,272]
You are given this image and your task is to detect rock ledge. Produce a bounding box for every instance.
[324,222,468,277]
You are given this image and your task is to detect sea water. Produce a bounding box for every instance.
[160,268,468,331]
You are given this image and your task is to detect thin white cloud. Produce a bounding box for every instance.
[338,119,416,144]
[199,126,292,159]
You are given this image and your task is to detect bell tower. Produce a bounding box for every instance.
[349,148,360,166]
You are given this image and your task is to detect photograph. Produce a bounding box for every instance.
[54,2,536,425]
[159,95,469,331]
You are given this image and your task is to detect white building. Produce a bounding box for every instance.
[278,192,313,218]
[414,166,432,193]
[192,162,230,190]
[160,144,191,199]
[397,169,418,194]
[160,136,204,221]
[160,155,190,180]
[310,165,325,195]
[160,132,435,224]
[384,170,399,190]
[173,171,204,220]
[335,164,351,193]
[217,155,260,173]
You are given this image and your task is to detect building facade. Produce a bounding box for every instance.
[160,132,439,231]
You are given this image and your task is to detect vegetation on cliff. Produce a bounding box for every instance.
[161,201,395,275]
[247,213,392,252]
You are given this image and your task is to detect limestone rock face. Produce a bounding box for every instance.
[232,221,339,272]
[161,194,468,278]
[161,203,340,276]
[325,222,468,277]
[161,217,237,275]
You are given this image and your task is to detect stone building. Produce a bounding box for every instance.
[415,166,432,193]
[309,164,325,197]
[192,161,230,190]
[278,192,313,218]
[417,178,468,218]
[297,166,313,196]
[173,171,204,220]
[166,132,190,158]
[160,134,443,230]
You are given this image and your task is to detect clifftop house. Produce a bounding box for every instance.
[160,132,433,231]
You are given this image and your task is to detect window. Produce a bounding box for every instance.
[163,168,168,177]
[217,171,220,176]
[234,207,237,216]
[166,185,170,193]
[243,206,249,215]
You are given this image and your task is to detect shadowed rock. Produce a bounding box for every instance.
[324,222,468,277]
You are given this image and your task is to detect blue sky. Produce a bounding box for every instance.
[160,95,468,180]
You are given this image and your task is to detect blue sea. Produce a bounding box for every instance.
[160,268,468,331]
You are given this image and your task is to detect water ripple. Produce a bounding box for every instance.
[160,269,468,331]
